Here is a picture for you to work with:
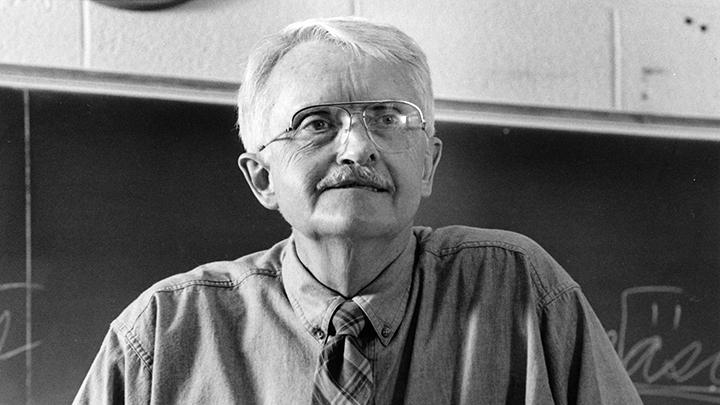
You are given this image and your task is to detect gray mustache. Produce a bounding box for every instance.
[316,165,395,192]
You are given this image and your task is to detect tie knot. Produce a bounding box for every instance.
[331,300,366,338]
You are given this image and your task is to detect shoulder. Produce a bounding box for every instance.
[414,225,542,256]
[413,225,579,306]
[112,238,289,332]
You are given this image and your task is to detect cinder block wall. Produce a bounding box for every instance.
[1,0,718,118]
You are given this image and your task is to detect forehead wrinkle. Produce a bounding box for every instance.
[340,57,371,102]
[350,58,421,104]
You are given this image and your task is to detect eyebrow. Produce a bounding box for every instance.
[292,107,338,125]
[366,104,401,112]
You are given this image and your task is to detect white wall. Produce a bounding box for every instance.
[1,0,718,118]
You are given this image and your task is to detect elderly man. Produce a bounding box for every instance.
[75,17,641,404]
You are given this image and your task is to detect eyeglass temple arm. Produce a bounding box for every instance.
[256,127,294,152]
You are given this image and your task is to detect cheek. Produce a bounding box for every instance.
[392,148,429,201]
[398,146,428,181]
[270,148,326,201]
[387,159,424,201]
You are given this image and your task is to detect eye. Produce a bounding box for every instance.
[296,115,335,134]
[378,114,400,126]
[367,111,403,129]
[292,106,338,132]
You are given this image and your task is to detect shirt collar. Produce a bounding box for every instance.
[281,234,416,346]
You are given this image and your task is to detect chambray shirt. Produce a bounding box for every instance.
[74,226,641,404]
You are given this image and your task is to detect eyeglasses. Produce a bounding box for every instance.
[257,100,427,153]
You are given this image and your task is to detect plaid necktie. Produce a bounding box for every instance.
[311,300,374,405]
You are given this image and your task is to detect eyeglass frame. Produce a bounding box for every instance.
[256,99,428,152]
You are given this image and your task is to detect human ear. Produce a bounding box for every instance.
[420,136,442,197]
[238,152,278,210]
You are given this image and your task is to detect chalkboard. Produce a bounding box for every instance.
[0,88,31,405]
[0,87,718,404]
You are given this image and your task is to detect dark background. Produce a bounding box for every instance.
[1,87,718,404]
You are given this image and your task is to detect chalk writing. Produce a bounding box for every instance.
[607,286,720,403]
[0,282,42,362]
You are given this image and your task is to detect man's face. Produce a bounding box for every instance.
[242,40,441,242]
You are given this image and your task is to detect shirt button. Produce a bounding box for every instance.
[313,329,325,340]
[381,326,391,338]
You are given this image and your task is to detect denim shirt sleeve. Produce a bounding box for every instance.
[516,233,642,404]
[537,287,642,404]
[72,323,151,405]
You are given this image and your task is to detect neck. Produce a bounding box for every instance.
[293,228,412,297]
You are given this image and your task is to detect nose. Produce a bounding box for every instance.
[335,112,377,166]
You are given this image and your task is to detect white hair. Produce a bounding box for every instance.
[237,17,435,152]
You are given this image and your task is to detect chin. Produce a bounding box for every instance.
[283,196,418,240]
[314,214,403,239]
